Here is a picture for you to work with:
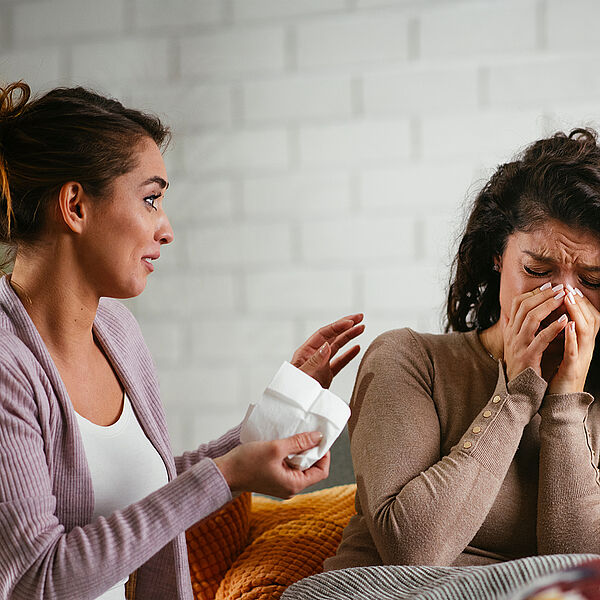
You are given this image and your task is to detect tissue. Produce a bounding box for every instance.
[240,361,350,470]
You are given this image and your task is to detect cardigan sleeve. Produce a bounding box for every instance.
[175,424,242,474]
[0,352,232,600]
[350,328,547,566]
[536,391,600,553]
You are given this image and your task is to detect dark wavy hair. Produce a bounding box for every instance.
[0,81,170,248]
[446,128,600,332]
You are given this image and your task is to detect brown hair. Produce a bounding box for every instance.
[0,81,170,254]
[446,128,600,332]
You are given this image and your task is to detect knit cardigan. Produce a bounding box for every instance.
[0,276,240,599]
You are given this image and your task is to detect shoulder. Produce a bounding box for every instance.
[0,330,40,395]
[362,327,465,368]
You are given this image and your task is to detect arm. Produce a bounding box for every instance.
[0,362,232,600]
[536,286,600,553]
[351,329,546,566]
[175,424,241,474]
[536,391,600,554]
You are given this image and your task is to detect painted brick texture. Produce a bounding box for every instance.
[2,0,600,454]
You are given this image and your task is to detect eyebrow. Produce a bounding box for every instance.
[523,250,600,272]
[140,176,169,190]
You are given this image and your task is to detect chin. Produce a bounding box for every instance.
[103,278,148,300]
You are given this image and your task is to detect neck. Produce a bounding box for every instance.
[479,322,504,361]
[10,244,99,361]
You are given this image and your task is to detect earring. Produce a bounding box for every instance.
[493,264,500,272]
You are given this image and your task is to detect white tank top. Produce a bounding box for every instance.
[75,393,169,600]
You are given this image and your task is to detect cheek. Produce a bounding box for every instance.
[583,290,600,313]
[499,272,532,312]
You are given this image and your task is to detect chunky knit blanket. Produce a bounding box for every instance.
[281,554,600,600]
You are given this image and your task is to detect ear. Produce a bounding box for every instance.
[57,182,88,234]
[493,255,502,273]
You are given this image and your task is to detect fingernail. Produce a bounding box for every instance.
[552,284,564,292]
[566,283,575,293]
[310,431,323,442]
[558,314,568,323]
[567,292,575,304]
[319,342,329,355]
[570,321,576,331]
[540,282,552,291]
[575,288,584,298]
[554,290,566,300]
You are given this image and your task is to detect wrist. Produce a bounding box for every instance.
[213,454,240,493]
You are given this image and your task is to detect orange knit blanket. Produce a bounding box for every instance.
[187,484,357,600]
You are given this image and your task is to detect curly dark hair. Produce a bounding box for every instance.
[446,128,600,332]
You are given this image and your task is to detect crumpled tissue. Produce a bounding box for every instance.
[240,361,351,470]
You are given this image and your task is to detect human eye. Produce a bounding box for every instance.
[579,276,600,289]
[144,193,160,211]
[524,265,551,278]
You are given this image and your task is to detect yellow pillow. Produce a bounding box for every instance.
[187,492,252,600]
[216,484,357,600]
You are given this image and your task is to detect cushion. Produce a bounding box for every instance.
[215,484,356,600]
[187,492,252,600]
[521,557,600,599]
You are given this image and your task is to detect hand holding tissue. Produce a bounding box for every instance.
[240,361,350,471]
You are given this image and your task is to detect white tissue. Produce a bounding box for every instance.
[240,361,350,470]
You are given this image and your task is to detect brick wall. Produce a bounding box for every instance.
[2,0,599,453]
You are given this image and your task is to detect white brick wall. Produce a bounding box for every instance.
[3,0,600,455]
[180,27,286,78]
[12,0,125,43]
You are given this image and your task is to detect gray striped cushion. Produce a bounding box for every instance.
[282,554,600,600]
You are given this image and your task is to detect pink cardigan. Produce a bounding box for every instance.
[0,276,241,599]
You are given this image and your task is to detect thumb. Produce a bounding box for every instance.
[299,342,331,376]
[284,431,323,454]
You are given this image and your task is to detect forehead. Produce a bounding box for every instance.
[508,221,600,264]
[128,137,167,181]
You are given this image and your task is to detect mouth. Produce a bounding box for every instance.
[142,254,159,272]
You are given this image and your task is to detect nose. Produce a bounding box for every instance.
[155,211,174,245]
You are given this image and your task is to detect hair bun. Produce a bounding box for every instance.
[0,81,31,122]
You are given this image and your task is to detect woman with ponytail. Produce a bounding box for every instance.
[327,129,600,569]
[0,81,363,599]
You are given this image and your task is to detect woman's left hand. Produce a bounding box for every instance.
[548,288,600,394]
[291,313,364,388]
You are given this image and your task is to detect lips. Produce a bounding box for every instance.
[142,253,159,273]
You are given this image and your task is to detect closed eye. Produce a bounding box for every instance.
[580,277,600,289]
[524,265,551,277]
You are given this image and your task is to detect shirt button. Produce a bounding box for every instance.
[492,395,501,403]
[463,441,472,449]
[483,410,492,418]
[472,426,482,434]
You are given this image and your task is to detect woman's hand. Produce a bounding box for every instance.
[548,287,600,394]
[503,283,569,381]
[291,313,364,388]
[213,431,330,498]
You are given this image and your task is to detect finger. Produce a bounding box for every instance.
[518,290,567,339]
[571,287,599,332]
[510,283,559,331]
[564,320,578,363]
[329,323,365,357]
[297,315,362,357]
[302,451,331,482]
[330,345,361,377]
[314,313,364,342]
[563,288,590,331]
[298,342,331,377]
[282,431,323,455]
[529,313,568,355]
